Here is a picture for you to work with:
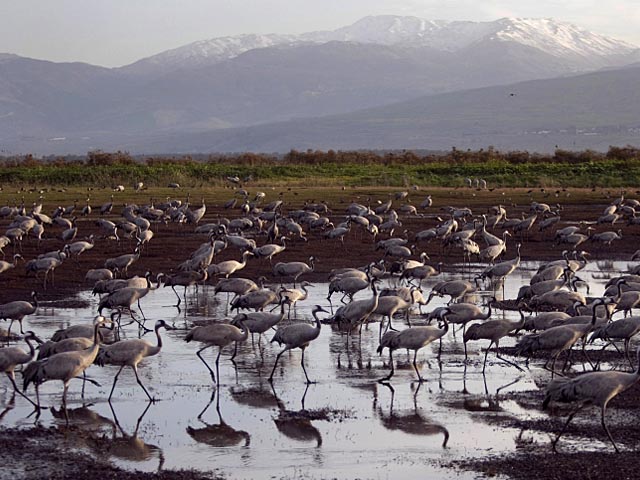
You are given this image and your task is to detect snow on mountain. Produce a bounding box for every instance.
[122,15,638,75]
[122,33,299,74]
[490,17,637,58]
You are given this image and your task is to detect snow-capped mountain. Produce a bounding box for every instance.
[123,15,638,75]
[2,15,640,154]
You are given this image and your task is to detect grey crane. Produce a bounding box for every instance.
[185,315,249,384]
[104,248,141,277]
[543,345,640,453]
[377,308,450,382]
[0,331,41,407]
[231,304,285,347]
[230,288,279,312]
[207,251,253,278]
[427,280,477,305]
[252,236,287,264]
[84,268,114,286]
[269,305,329,384]
[279,281,313,317]
[374,288,421,337]
[327,274,370,305]
[429,299,494,339]
[186,198,206,224]
[527,289,586,312]
[590,229,622,247]
[25,256,64,289]
[332,281,380,336]
[50,314,115,342]
[100,194,114,215]
[64,235,95,261]
[97,272,154,324]
[0,291,38,334]
[516,299,608,375]
[158,269,207,308]
[589,315,640,368]
[463,308,525,373]
[476,243,521,290]
[22,317,108,409]
[0,253,22,274]
[273,256,315,287]
[95,319,173,401]
[214,276,264,300]
[400,262,442,288]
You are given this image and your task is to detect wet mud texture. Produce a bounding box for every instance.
[0,426,217,480]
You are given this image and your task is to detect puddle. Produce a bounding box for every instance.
[1,260,626,478]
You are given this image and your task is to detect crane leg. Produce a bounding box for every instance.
[133,365,155,402]
[215,348,222,385]
[482,341,493,374]
[624,339,633,369]
[552,403,586,453]
[601,404,620,453]
[137,299,146,320]
[301,347,314,384]
[269,349,286,382]
[172,286,181,308]
[109,365,125,401]
[379,350,395,382]
[8,373,39,408]
[196,346,216,383]
[494,340,523,371]
[412,350,425,382]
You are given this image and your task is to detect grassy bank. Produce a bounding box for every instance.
[1,147,640,188]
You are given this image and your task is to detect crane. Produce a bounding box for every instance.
[269,305,329,384]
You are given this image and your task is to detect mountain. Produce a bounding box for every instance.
[1,15,639,154]
[110,65,640,154]
[123,16,639,75]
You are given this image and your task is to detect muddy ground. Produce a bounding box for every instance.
[1,186,640,479]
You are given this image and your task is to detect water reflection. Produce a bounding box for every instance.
[187,389,251,447]
[272,383,322,448]
[49,402,164,470]
[376,383,449,448]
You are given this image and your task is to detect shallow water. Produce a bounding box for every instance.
[0,260,628,479]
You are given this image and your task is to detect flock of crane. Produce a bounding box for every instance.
[1,185,640,455]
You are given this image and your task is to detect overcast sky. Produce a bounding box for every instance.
[2,0,639,67]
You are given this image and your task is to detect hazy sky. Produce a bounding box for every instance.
[2,0,639,67]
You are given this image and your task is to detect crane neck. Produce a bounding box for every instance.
[155,324,164,349]
[591,300,603,326]
[24,336,38,361]
[438,316,449,335]
[30,292,38,310]
[482,300,493,320]
[236,317,249,342]
[311,308,323,330]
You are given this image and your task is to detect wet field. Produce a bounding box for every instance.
[1,259,633,480]
[2,186,640,479]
